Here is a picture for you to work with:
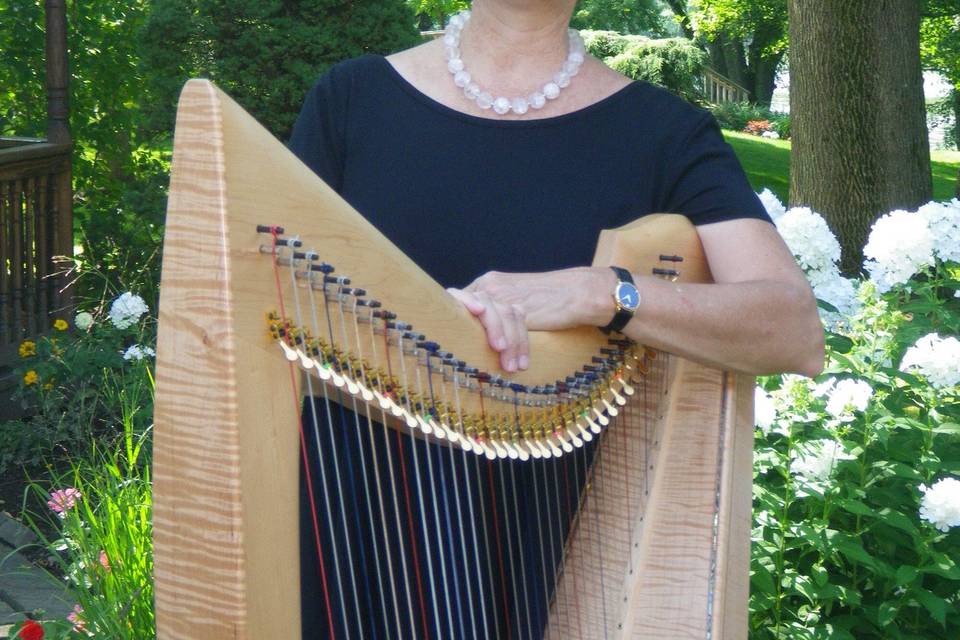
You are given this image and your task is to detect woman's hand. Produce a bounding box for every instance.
[447,267,615,373]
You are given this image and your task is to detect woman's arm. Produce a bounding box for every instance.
[448,218,825,377]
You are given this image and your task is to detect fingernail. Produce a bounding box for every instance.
[518,355,530,370]
[507,358,517,372]
[495,337,507,350]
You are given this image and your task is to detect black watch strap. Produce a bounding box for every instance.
[601,266,636,334]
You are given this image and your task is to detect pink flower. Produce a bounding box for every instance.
[67,604,86,633]
[98,550,111,572]
[47,488,81,516]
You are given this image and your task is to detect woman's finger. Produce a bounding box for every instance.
[446,287,486,315]
[498,303,527,372]
[473,291,509,355]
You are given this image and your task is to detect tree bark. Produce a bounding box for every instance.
[789,0,932,273]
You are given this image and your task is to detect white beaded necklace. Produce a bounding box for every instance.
[443,10,586,116]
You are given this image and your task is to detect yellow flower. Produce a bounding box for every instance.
[43,381,54,391]
[53,318,68,331]
[23,370,39,386]
[18,340,36,358]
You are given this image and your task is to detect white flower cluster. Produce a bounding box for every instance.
[899,333,960,389]
[790,438,855,483]
[758,192,859,326]
[863,209,935,293]
[918,199,960,264]
[756,188,786,221]
[818,378,874,421]
[919,477,960,532]
[123,344,156,361]
[109,292,149,330]
[774,206,842,278]
[754,387,777,434]
[74,311,94,331]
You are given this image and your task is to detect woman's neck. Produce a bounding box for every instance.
[460,0,577,95]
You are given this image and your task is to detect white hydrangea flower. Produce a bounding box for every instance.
[899,333,960,389]
[757,188,786,221]
[825,379,873,421]
[919,477,960,532]
[863,209,934,293]
[775,207,842,278]
[122,344,156,361]
[761,130,780,139]
[812,271,860,329]
[917,200,960,264]
[109,292,149,330]
[812,377,836,398]
[790,439,855,482]
[754,387,777,434]
[74,311,94,331]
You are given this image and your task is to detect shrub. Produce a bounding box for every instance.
[710,101,790,138]
[140,0,422,139]
[22,413,154,638]
[0,285,156,477]
[582,31,706,103]
[752,193,960,638]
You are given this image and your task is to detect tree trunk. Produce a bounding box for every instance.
[789,0,931,273]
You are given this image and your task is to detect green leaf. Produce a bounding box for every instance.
[836,539,876,569]
[877,601,899,627]
[895,565,918,586]
[914,588,947,625]
[932,422,960,436]
[826,332,854,354]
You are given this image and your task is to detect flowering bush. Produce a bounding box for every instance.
[0,292,155,476]
[22,410,154,639]
[752,194,960,638]
[745,119,773,136]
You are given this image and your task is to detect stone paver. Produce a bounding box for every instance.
[0,516,72,628]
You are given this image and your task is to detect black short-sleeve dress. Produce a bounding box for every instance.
[288,54,770,640]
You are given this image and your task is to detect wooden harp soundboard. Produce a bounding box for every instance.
[152,79,754,639]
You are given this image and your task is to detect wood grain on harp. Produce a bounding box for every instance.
[152,79,754,639]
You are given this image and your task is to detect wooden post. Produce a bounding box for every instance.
[44,0,73,316]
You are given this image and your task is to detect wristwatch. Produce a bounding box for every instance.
[601,266,640,334]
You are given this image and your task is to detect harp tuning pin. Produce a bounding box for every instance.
[309,262,335,273]
[257,224,284,235]
[278,340,299,362]
[592,406,609,427]
[652,267,680,280]
[602,397,619,416]
[324,274,350,285]
[659,254,683,262]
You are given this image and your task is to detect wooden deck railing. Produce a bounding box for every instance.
[0,137,73,375]
[702,67,751,105]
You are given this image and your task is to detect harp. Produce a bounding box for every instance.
[152,79,754,639]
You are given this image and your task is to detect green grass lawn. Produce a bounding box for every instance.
[722,129,960,206]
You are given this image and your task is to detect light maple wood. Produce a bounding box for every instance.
[153,79,753,639]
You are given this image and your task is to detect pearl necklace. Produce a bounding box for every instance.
[443,10,586,116]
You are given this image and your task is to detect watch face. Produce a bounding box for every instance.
[616,282,641,312]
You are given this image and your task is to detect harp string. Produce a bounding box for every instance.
[294,258,362,639]
[382,320,432,639]
[268,233,336,640]
[279,247,663,640]
[435,355,484,638]
[422,351,469,639]
[396,330,448,640]
[333,288,392,636]
[351,301,413,637]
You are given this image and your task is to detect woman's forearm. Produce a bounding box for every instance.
[587,269,825,377]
